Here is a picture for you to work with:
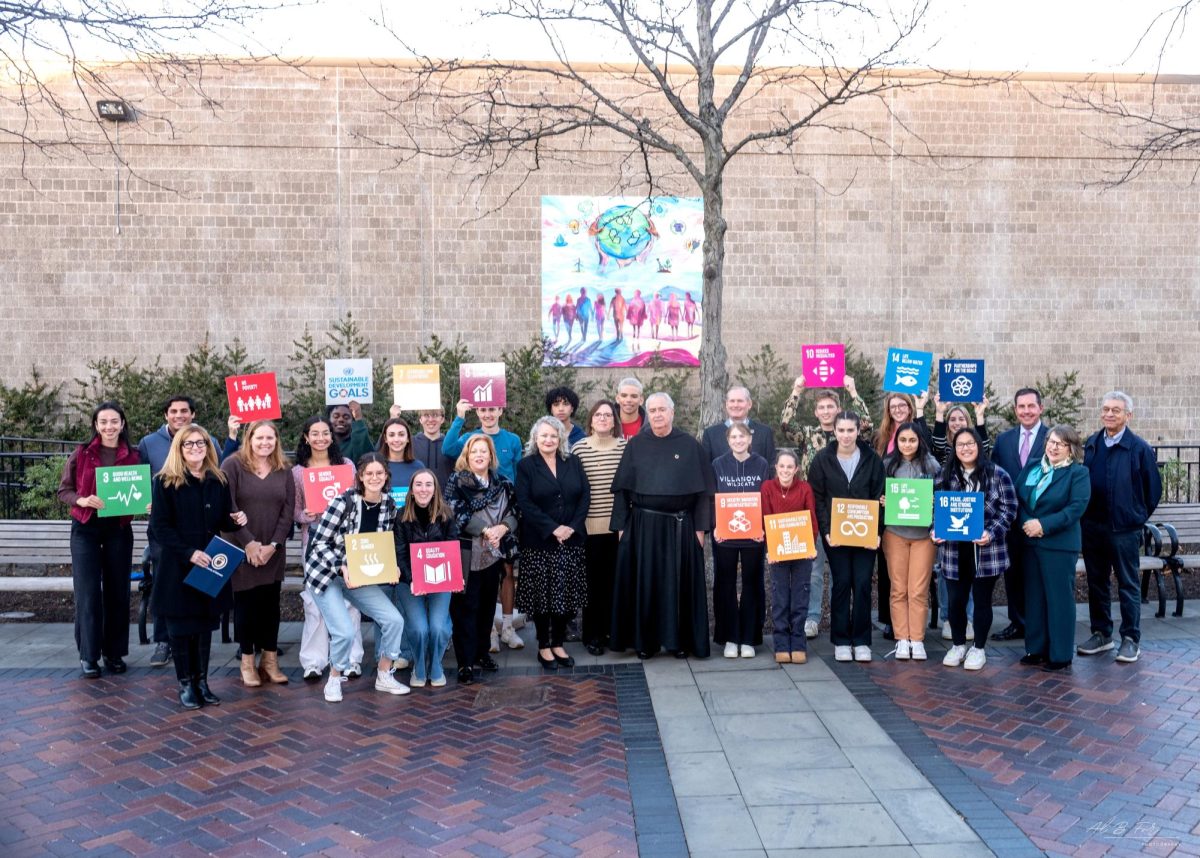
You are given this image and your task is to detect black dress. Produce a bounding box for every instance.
[514,453,591,615]
[609,427,715,657]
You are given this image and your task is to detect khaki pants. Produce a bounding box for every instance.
[882,531,936,642]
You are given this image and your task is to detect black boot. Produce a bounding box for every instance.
[195,635,220,705]
[178,681,202,710]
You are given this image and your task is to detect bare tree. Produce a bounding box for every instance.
[0,1,293,176]
[1051,1,1200,186]
[357,0,979,427]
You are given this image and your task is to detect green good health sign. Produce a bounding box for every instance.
[96,465,152,517]
[884,478,933,527]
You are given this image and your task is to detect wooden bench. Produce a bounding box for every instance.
[0,519,305,643]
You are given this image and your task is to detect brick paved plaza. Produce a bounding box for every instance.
[2,607,1199,856]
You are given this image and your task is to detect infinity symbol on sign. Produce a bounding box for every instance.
[839,521,869,538]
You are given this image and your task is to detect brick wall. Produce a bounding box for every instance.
[1,62,1197,440]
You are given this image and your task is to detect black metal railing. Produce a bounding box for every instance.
[0,436,79,519]
[1156,445,1200,504]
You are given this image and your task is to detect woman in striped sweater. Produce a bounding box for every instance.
[570,400,627,656]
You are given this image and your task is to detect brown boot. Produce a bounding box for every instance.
[240,653,262,687]
[790,651,807,664]
[259,650,289,684]
[774,651,791,664]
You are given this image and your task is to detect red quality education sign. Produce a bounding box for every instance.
[409,541,464,595]
[225,372,282,421]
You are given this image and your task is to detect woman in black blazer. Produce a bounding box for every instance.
[515,416,591,670]
[808,411,885,663]
[1016,424,1091,671]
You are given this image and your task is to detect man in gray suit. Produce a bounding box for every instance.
[990,388,1048,641]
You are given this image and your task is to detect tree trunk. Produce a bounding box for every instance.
[697,155,728,433]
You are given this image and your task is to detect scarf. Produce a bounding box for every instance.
[1024,454,1071,507]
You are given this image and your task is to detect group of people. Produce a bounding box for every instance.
[548,289,700,345]
[59,370,1162,709]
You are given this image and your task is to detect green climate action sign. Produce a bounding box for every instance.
[96,465,152,517]
[884,477,933,527]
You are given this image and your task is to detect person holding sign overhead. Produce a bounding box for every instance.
[711,422,770,659]
[220,421,295,688]
[292,416,364,682]
[934,428,1017,671]
[515,416,590,670]
[1015,425,1090,671]
[148,425,248,710]
[807,411,885,662]
[880,423,940,661]
[305,453,411,703]
[393,469,459,688]
[58,402,141,679]
[761,449,818,664]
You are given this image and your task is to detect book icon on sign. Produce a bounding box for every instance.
[423,562,448,585]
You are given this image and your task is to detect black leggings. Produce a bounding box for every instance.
[945,547,997,647]
[534,613,570,649]
[450,560,504,668]
[168,632,213,682]
[234,581,282,652]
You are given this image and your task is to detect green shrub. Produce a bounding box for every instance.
[991,371,1085,432]
[415,334,475,421]
[17,456,70,520]
[499,337,598,440]
[734,344,793,440]
[0,368,67,438]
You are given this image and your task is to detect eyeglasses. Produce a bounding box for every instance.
[181,440,208,450]
[955,441,978,450]
[1045,439,1068,448]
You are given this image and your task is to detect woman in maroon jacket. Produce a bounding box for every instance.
[761,449,819,664]
[58,401,140,679]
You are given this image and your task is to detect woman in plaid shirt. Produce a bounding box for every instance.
[305,453,411,703]
[934,428,1017,672]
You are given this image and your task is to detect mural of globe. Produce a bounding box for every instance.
[588,205,658,267]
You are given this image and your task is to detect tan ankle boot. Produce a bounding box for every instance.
[240,653,262,687]
[774,651,791,664]
[790,651,807,664]
[259,650,289,684]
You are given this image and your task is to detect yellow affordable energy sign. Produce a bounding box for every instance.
[344,531,399,589]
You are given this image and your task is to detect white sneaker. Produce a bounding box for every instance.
[489,627,501,654]
[895,639,911,660]
[963,646,987,671]
[853,646,872,662]
[740,645,755,658]
[375,671,411,695]
[345,662,362,679]
[723,642,738,659]
[393,656,411,670]
[511,612,528,630]
[430,675,447,687]
[911,641,928,661]
[943,644,967,667]
[804,620,819,639]
[941,621,952,640]
[409,675,427,688]
[302,667,321,681]
[500,625,525,649]
[323,675,343,702]
[834,645,852,662]
[965,623,975,642]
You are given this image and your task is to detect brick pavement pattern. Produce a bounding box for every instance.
[0,669,637,857]
[864,643,1200,858]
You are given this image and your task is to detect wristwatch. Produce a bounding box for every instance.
[270,541,282,550]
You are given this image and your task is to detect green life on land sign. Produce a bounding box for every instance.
[883,477,933,527]
[96,465,152,517]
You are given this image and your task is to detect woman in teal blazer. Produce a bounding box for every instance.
[1016,425,1091,670]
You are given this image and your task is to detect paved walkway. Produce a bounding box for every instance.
[1,601,1198,856]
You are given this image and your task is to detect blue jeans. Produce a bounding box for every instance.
[1082,523,1142,643]
[393,583,452,683]
[807,538,826,624]
[312,577,405,672]
[771,558,813,654]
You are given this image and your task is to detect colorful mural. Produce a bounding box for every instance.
[541,195,703,367]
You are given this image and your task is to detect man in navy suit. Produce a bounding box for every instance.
[990,388,1048,641]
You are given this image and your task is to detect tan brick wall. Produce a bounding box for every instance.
[1,63,1197,440]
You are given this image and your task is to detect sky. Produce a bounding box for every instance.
[269,0,1199,76]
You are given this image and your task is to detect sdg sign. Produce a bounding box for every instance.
[884,348,933,395]
[938,359,985,403]
[325,359,373,405]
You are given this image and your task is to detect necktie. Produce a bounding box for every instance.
[1018,430,1031,466]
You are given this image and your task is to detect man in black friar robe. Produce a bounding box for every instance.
[609,392,715,659]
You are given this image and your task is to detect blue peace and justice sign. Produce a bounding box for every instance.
[884,348,933,394]
[934,492,985,542]
[938,359,986,403]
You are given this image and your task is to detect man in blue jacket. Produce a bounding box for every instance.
[990,388,1048,641]
[1077,391,1162,664]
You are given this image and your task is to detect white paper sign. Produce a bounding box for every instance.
[325,359,374,405]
